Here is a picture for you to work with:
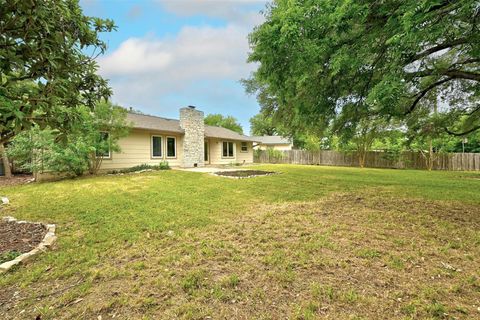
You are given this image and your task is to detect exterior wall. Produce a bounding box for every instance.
[100,129,184,170]
[207,138,254,165]
[255,143,293,151]
[179,107,205,167]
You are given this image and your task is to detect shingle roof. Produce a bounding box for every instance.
[127,112,257,141]
[127,113,183,133]
[251,135,292,145]
[205,125,257,142]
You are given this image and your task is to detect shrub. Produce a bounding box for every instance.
[7,102,130,177]
[267,148,284,163]
[108,162,170,174]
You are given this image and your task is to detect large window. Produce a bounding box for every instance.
[96,132,110,158]
[222,141,234,158]
[241,141,248,152]
[151,136,162,158]
[166,137,176,158]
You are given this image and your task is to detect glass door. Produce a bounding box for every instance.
[204,141,209,163]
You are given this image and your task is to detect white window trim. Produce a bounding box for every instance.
[222,141,235,159]
[151,135,163,159]
[240,141,248,153]
[166,136,177,159]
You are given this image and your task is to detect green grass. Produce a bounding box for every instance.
[0,165,479,319]
[0,250,21,264]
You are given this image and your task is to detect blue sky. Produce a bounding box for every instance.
[80,0,268,134]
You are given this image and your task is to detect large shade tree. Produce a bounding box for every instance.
[247,0,480,139]
[204,114,244,134]
[0,0,115,146]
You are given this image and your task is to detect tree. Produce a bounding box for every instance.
[84,101,131,174]
[0,143,12,178]
[7,102,130,177]
[405,101,458,170]
[204,114,243,134]
[334,116,389,168]
[249,113,277,136]
[246,0,480,140]
[0,0,116,147]
[451,131,480,153]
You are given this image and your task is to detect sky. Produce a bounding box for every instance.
[80,0,268,134]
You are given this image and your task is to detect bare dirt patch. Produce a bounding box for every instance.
[0,175,34,188]
[154,193,479,319]
[0,220,47,262]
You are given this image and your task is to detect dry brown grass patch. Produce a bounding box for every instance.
[2,192,479,319]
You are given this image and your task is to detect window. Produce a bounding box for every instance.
[166,137,176,158]
[241,142,248,152]
[96,132,110,158]
[151,136,162,158]
[222,141,234,158]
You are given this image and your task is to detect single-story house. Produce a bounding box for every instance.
[100,106,257,170]
[252,135,293,151]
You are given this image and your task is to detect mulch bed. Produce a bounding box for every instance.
[214,170,276,178]
[0,220,47,257]
[0,174,34,188]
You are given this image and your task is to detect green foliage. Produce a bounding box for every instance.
[108,162,170,174]
[249,113,277,136]
[447,129,480,153]
[0,0,116,145]
[204,114,243,134]
[246,0,480,145]
[254,148,284,163]
[267,148,284,162]
[7,102,130,177]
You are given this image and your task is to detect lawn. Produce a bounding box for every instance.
[0,165,479,319]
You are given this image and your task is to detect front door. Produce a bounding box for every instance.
[204,141,209,163]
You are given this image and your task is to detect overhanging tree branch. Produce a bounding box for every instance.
[406,68,480,81]
[405,77,455,115]
[445,125,480,136]
[408,38,469,63]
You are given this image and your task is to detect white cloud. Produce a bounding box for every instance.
[97,1,266,118]
[98,23,260,115]
[98,24,254,80]
[99,38,173,75]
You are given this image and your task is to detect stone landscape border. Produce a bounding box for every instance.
[211,170,280,179]
[0,216,57,273]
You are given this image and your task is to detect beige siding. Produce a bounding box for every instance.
[100,129,184,170]
[207,138,254,165]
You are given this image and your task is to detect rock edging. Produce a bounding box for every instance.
[0,216,56,273]
[211,171,280,179]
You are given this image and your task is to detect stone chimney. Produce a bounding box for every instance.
[179,106,205,168]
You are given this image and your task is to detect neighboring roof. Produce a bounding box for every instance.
[127,112,257,141]
[127,113,183,133]
[205,125,257,142]
[251,135,292,145]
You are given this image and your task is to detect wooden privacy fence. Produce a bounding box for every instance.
[254,150,480,171]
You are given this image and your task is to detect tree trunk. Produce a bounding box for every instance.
[358,151,366,168]
[427,138,434,171]
[0,143,12,178]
